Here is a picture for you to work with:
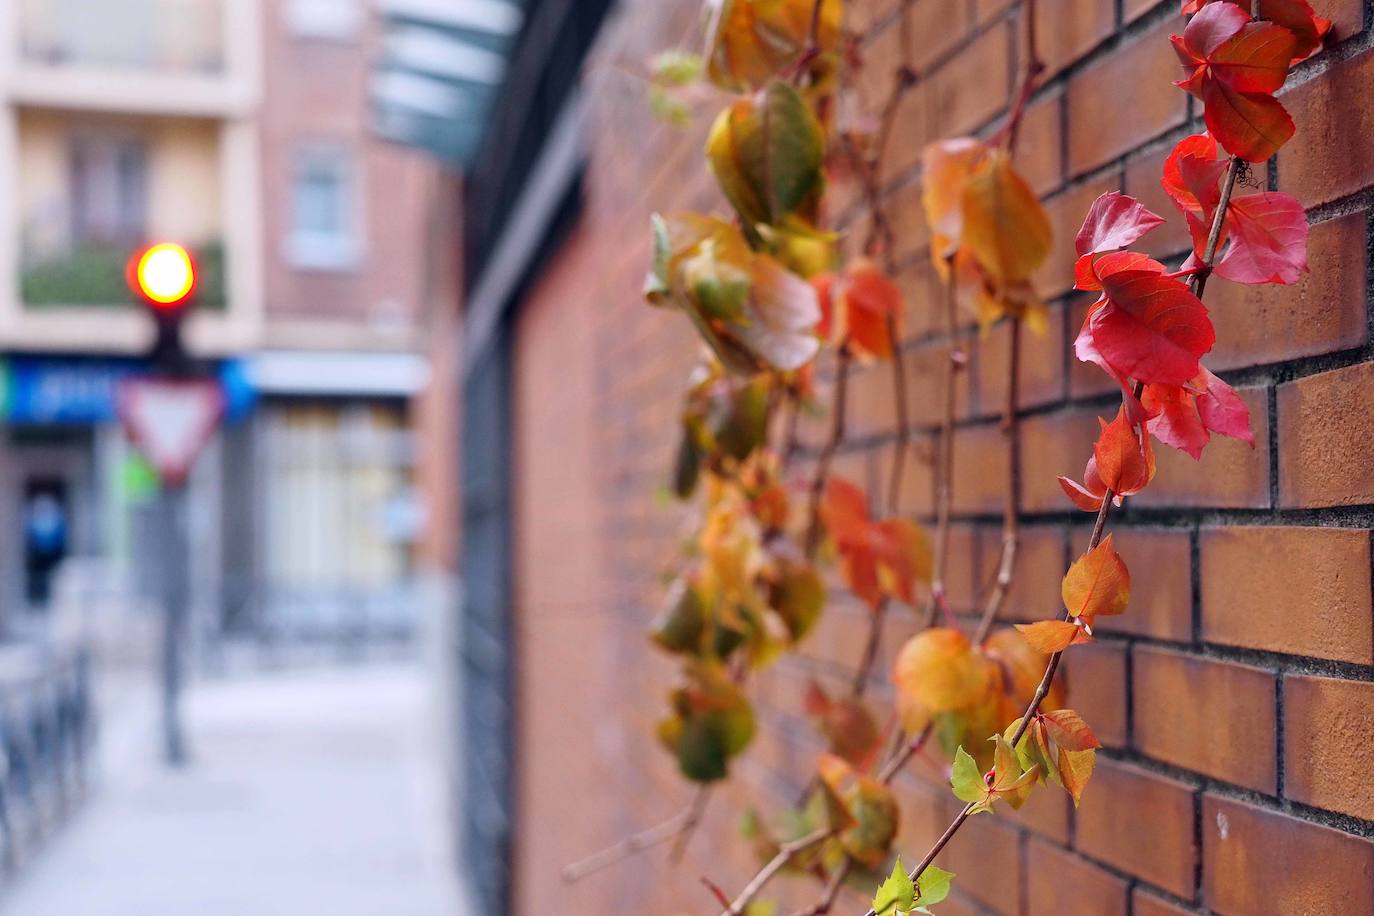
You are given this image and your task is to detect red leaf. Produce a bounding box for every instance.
[1144,383,1211,459]
[1216,192,1309,284]
[1178,1,1250,60]
[1090,270,1215,385]
[1197,368,1254,446]
[1162,133,1224,215]
[1200,78,1295,162]
[836,258,902,359]
[1209,22,1298,93]
[1075,191,1167,256]
[1058,475,1105,512]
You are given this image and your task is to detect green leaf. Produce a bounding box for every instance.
[651,49,703,85]
[769,559,824,644]
[916,863,954,910]
[950,746,988,807]
[706,80,825,229]
[873,857,917,916]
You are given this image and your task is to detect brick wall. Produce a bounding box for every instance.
[504,1,1374,913]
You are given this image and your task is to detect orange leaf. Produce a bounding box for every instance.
[1041,709,1102,752]
[819,477,871,549]
[959,152,1052,285]
[1061,534,1131,624]
[1015,620,1092,654]
[893,628,992,714]
[836,258,902,359]
[1092,407,1156,496]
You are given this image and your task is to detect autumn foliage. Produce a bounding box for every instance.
[582,0,1324,911]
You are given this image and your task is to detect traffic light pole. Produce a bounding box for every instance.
[156,483,190,765]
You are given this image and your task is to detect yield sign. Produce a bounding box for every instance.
[117,377,224,487]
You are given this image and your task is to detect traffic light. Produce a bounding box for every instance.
[127,243,197,370]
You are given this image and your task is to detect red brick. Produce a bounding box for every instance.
[1201,527,1373,664]
[974,302,1065,414]
[1027,838,1130,916]
[1124,0,1164,21]
[1004,779,1072,843]
[1079,528,1193,642]
[1036,0,1116,78]
[1207,211,1368,371]
[1278,362,1374,508]
[1204,795,1374,914]
[1280,47,1374,207]
[1132,385,1270,510]
[943,808,1023,914]
[1063,641,1128,748]
[1132,647,1277,792]
[1015,89,1064,195]
[1075,758,1198,899]
[1019,406,1100,513]
[980,524,1068,625]
[951,422,1012,515]
[1066,19,1188,176]
[1284,675,1374,822]
[927,24,1014,138]
[1132,889,1197,916]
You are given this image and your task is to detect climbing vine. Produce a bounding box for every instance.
[564,1,1320,912]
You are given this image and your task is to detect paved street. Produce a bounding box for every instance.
[0,663,467,916]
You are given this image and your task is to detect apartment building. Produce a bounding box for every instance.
[0,0,458,641]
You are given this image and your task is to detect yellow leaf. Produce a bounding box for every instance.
[960,152,1052,285]
[921,138,988,251]
[706,0,842,92]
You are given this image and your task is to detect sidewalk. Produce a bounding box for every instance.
[0,662,467,916]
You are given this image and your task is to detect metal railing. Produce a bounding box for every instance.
[0,646,93,871]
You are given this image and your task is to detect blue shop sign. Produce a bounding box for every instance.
[0,356,255,425]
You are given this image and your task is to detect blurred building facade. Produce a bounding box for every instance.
[0,0,461,645]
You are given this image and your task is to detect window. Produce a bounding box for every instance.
[285,0,363,40]
[68,134,148,248]
[285,144,361,271]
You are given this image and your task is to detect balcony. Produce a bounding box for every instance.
[5,0,256,118]
[19,0,224,75]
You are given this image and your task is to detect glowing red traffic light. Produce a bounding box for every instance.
[128,242,197,309]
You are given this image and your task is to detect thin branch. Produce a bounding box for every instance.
[720,828,834,915]
[669,783,713,863]
[851,600,887,696]
[805,346,853,557]
[922,258,962,626]
[560,806,696,883]
[972,316,1022,645]
[703,875,733,909]
[793,857,853,916]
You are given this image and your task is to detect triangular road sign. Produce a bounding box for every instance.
[117,377,224,487]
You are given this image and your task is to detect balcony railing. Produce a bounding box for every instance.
[20,241,227,310]
[19,0,224,75]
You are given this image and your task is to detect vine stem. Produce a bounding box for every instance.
[669,783,713,862]
[860,137,1247,916]
[804,346,853,557]
[560,805,697,882]
[718,828,834,915]
[922,256,962,627]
